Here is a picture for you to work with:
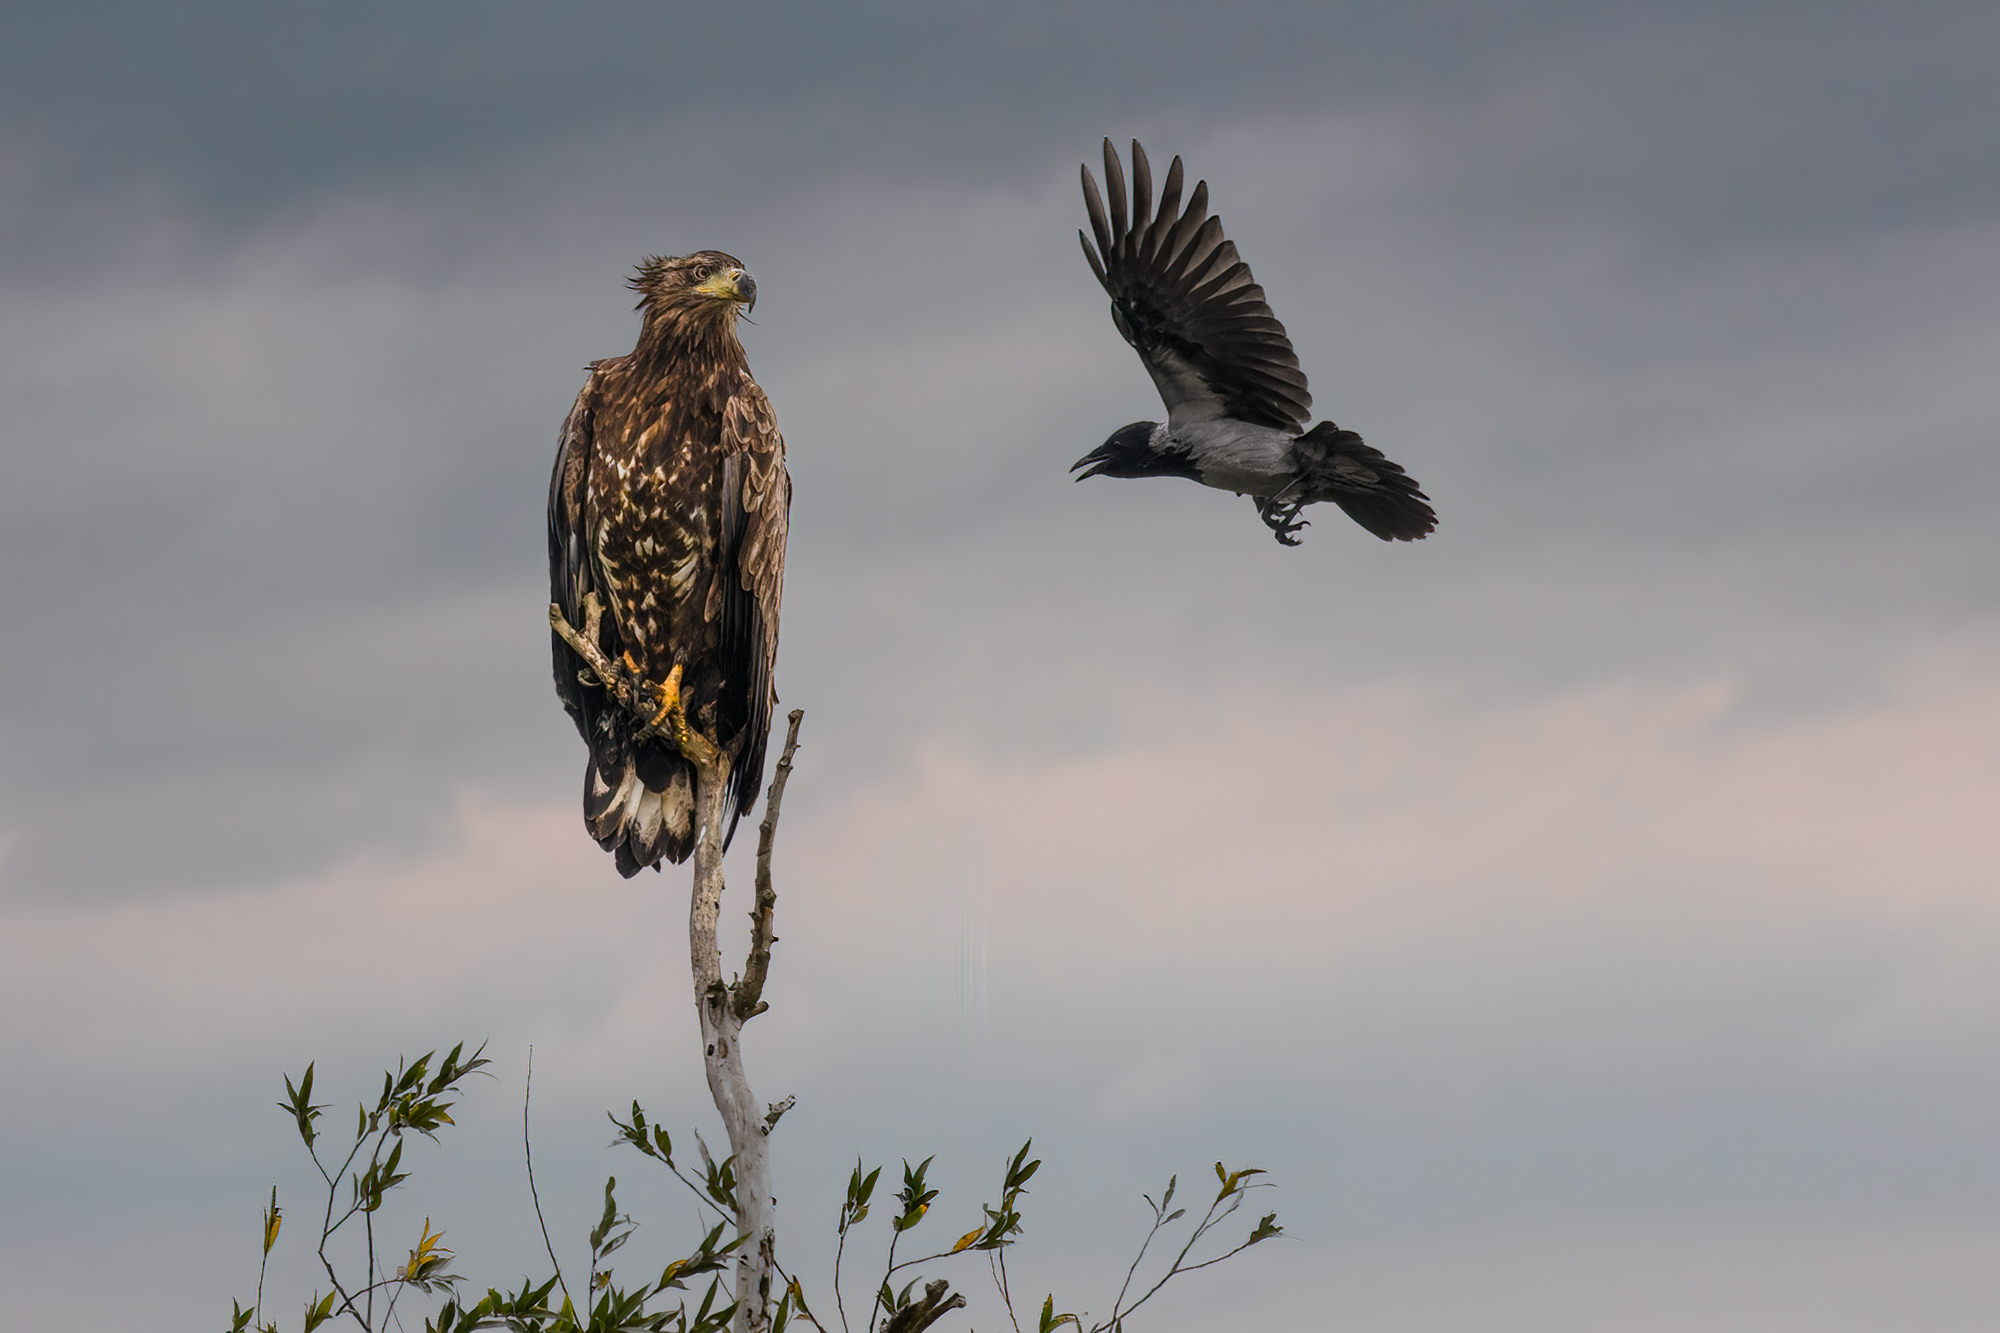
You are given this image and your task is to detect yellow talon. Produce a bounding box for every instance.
[646,662,685,734]
[618,658,719,770]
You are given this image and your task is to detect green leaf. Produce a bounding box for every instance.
[427,1042,467,1095]
[1005,1141,1039,1194]
[591,1177,620,1249]
[610,1102,675,1166]
[279,1066,322,1148]
[301,1291,336,1333]
[843,1158,881,1229]
[894,1157,938,1231]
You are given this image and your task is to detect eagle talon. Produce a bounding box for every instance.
[631,662,722,771]
[641,662,686,735]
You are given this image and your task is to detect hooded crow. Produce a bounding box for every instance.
[1074,139,1436,546]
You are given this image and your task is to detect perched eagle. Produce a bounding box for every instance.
[548,251,790,875]
[1073,139,1436,546]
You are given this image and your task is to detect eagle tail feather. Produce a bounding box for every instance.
[584,739,696,876]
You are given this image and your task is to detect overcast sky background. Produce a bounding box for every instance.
[4,3,1999,1329]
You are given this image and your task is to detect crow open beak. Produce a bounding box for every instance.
[1070,446,1111,480]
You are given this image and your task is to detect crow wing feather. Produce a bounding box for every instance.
[1079,139,1312,433]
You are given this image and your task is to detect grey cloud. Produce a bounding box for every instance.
[2,9,1999,1324]
[8,36,2000,894]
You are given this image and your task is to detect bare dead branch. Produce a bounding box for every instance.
[738,709,804,1021]
[683,710,805,1331]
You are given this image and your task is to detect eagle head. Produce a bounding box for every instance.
[630,250,758,319]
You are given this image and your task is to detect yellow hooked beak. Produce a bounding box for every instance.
[695,267,757,311]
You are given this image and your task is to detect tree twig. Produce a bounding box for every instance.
[737,710,803,1021]
[992,1251,1023,1333]
[1102,1183,1268,1329]
[524,1047,572,1312]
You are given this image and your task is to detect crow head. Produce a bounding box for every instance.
[1070,421,1198,481]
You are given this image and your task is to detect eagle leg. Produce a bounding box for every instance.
[1255,495,1311,546]
[629,655,677,730]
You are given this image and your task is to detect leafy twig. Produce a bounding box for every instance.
[1097,1164,1281,1331]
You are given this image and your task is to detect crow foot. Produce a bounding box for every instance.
[1255,496,1310,546]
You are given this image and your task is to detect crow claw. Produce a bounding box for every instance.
[1255,495,1310,546]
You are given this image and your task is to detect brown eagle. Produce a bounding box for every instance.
[547,251,790,875]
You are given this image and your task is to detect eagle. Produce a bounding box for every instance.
[1072,139,1436,546]
[547,251,790,876]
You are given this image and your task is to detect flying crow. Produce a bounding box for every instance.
[1073,139,1435,546]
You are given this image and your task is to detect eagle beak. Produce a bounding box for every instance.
[1070,446,1110,480]
[696,267,757,311]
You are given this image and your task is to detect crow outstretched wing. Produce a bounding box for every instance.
[1079,138,1312,433]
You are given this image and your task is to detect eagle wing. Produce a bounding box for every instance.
[1079,139,1312,434]
[711,381,790,827]
[548,370,605,744]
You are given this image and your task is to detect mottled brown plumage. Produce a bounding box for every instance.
[549,251,790,874]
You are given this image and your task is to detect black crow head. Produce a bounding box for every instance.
[1070,421,1197,481]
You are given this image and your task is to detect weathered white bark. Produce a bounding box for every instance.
[688,774,772,1330]
[686,711,802,1333]
[551,599,798,1331]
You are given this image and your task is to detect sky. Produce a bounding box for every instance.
[3,2,1999,1329]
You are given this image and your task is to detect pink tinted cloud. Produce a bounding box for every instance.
[783,661,2000,966]
[0,800,688,1079]
[6,661,1994,1080]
